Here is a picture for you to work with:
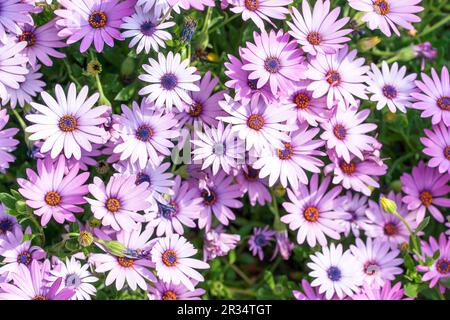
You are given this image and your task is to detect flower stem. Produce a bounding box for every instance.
[229,264,253,286]
[209,13,240,34]
[89,50,111,106]
[418,15,450,37]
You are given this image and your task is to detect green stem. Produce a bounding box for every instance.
[26,207,45,245]
[62,58,81,87]
[229,264,253,286]
[418,15,450,37]
[201,7,213,32]
[11,108,33,150]
[89,51,111,106]
[209,14,240,34]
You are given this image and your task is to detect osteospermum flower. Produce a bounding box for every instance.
[0,204,20,239]
[271,230,295,261]
[350,237,403,288]
[321,106,377,163]
[203,226,241,261]
[47,256,98,300]
[241,30,305,96]
[335,191,371,238]
[248,226,275,261]
[288,0,352,56]
[55,0,135,53]
[411,66,450,126]
[305,46,369,108]
[151,234,209,291]
[421,123,450,175]
[308,243,363,300]
[136,0,177,17]
[17,156,89,226]
[0,109,19,173]
[219,94,297,154]
[139,52,200,112]
[230,0,292,30]
[85,174,153,231]
[148,279,206,300]
[26,83,109,160]
[0,0,33,43]
[113,101,179,169]
[236,166,272,206]
[89,225,156,291]
[253,124,325,190]
[348,0,423,37]
[293,279,331,300]
[366,62,417,113]
[177,0,215,10]
[121,5,175,54]
[281,174,348,247]
[0,41,29,101]
[351,282,411,300]
[16,21,67,68]
[401,161,450,223]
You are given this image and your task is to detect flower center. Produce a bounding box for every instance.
[157,201,178,219]
[140,21,155,36]
[212,143,226,156]
[160,73,178,90]
[188,102,203,117]
[383,222,398,236]
[136,172,151,185]
[437,96,450,111]
[59,115,77,132]
[247,79,258,90]
[294,92,310,110]
[106,198,121,213]
[201,189,217,206]
[419,190,433,206]
[374,0,390,15]
[135,125,153,142]
[327,266,342,281]
[303,206,319,222]
[17,251,32,266]
[277,143,294,160]
[326,70,341,86]
[0,218,13,234]
[444,146,450,160]
[65,273,82,288]
[247,114,265,130]
[436,258,450,274]
[254,234,267,246]
[45,191,61,206]
[245,0,259,11]
[264,57,281,74]
[364,260,380,275]
[340,161,356,175]
[333,124,347,140]
[162,249,178,267]
[162,291,178,300]
[89,11,107,28]
[32,295,47,300]
[18,31,36,47]
[307,32,321,45]
[244,167,259,181]
[117,257,134,268]
[382,85,397,99]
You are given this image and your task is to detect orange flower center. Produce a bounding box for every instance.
[18,31,36,47]
[294,92,310,110]
[373,0,390,15]
[89,11,107,28]
[307,32,321,45]
[247,114,265,130]
[162,249,178,267]
[437,96,450,111]
[419,191,433,206]
[106,198,121,213]
[303,206,319,222]
[59,115,78,132]
[383,222,398,236]
[340,161,356,175]
[326,70,341,86]
[277,143,294,160]
[45,191,61,206]
[117,257,134,268]
[245,0,259,11]
[188,102,203,117]
[162,291,178,300]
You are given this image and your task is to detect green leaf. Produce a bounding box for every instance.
[228,250,236,265]
[263,270,275,290]
[404,283,419,298]
[0,193,16,210]
[415,216,430,233]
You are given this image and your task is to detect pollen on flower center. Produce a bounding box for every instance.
[326,70,341,86]
[136,125,153,142]
[382,85,398,99]
[17,251,32,266]
[247,79,258,90]
[160,73,178,90]
[303,206,320,222]
[18,31,36,47]
[364,260,380,275]
[419,190,433,206]
[383,222,398,236]
[106,197,121,213]
[294,92,310,110]
[245,0,259,11]
[340,161,356,175]
[117,256,135,268]
[89,11,108,28]
[201,189,217,206]
[307,32,322,45]
[277,143,294,160]
[264,57,281,74]
[373,0,390,15]
[59,115,78,132]
[140,21,156,36]
[45,191,61,206]
[444,146,450,160]
[162,249,178,267]
[188,102,203,117]
[435,258,450,274]
[437,96,450,111]
[327,266,342,281]
[333,124,347,140]
[32,295,47,300]
[247,114,265,130]
[162,291,178,300]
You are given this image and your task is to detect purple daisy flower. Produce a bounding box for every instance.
[148,279,205,300]
[26,83,109,160]
[0,41,29,101]
[421,123,450,175]
[17,155,90,226]
[305,46,369,108]
[248,226,275,261]
[230,0,292,30]
[240,29,305,96]
[351,282,411,300]
[294,279,338,300]
[350,237,403,288]
[411,66,450,126]
[236,165,272,207]
[55,0,135,53]
[401,161,450,223]
[86,174,153,232]
[0,0,33,43]
[0,204,21,239]
[203,226,240,261]
[151,234,209,291]
[281,174,348,247]
[288,0,352,56]
[271,230,295,261]
[177,0,215,10]
[348,0,423,37]
[335,191,371,238]
[0,108,19,173]
[366,62,417,113]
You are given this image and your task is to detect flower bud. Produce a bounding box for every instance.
[15,200,27,213]
[380,196,398,215]
[357,36,381,52]
[207,52,220,63]
[87,59,102,76]
[89,217,102,228]
[180,17,197,45]
[396,46,416,62]
[78,230,94,247]
[103,240,127,257]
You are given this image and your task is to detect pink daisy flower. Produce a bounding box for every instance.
[203,226,241,261]
[421,123,450,175]
[411,66,450,126]
[293,279,333,300]
[321,106,377,163]
[85,174,153,231]
[335,191,371,238]
[281,174,348,247]
[26,83,109,160]
[0,0,33,43]
[55,0,135,53]
[148,279,205,300]
[401,161,450,223]
[253,124,325,190]
[241,30,305,96]
[138,51,200,112]
[0,109,19,173]
[288,0,352,56]
[229,0,292,30]
[235,166,272,207]
[348,0,423,37]
[151,234,209,291]
[366,62,417,113]
[351,282,411,300]
[17,156,90,226]
[0,41,29,101]
[305,46,369,107]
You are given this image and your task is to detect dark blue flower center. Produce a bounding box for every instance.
[136,173,151,185]
[0,218,13,234]
[333,124,347,140]
[277,142,293,160]
[437,96,450,111]
[160,73,178,90]
[248,79,258,90]
[264,57,281,74]
[140,21,155,36]
[436,258,450,274]
[254,234,267,247]
[244,167,259,181]
[382,85,398,99]
[59,115,77,132]
[201,189,217,206]
[157,201,177,219]
[89,11,107,28]
[135,125,153,142]
[327,266,342,281]
[17,251,32,266]
[65,273,81,288]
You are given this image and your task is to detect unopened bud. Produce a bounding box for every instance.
[396,46,416,61]
[207,52,220,63]
[78,231,94,247]
[87,59,102,76]
[103,240,127,257]
[381,197,398,215]
[89,217,102,228]
[357,36,381,52]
